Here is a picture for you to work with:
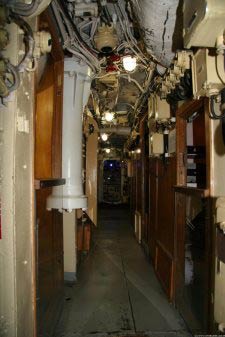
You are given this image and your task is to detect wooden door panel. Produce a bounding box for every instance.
[157,157,176,256]
[149,158,158,263]
[155,244,174,300]
[35,60,54,178]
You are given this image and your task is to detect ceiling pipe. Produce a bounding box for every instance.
[133,0,181,67]
[47,58,91,212]
[100,127,131,136]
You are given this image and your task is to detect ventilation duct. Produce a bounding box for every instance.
[47,58,91,212]
[132,0,182,67]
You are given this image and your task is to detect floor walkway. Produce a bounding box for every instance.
[55,206,192,337]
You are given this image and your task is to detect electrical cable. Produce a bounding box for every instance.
[102,5,112,25]
[51,0,101,74]
[114,2,148,66]
[9,14,35,73]
[6,62,20,92]
[57,0,100,56]
[209,95,225,120]
[9,0,42,17]
[120,74,144,93]
[215,53,225,86]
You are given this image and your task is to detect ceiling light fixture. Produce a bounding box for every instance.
[122,55,137,72]
[101,133,108,141]
[104,111,114,122]
[105,148,111,154]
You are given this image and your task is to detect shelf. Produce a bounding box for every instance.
[173,185,209,198]
[35,178,66,190]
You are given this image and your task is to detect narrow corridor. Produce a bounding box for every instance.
[55,206,192,337]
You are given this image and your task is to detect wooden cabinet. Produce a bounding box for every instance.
[174,99,213,334]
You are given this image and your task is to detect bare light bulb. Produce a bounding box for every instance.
[122,56,137,72]
[101,133,108,141]
[104,111,114,122]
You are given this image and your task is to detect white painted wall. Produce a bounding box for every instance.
[210,103,225,330]
[0,20,36,337]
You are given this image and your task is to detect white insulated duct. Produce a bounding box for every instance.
[100,127,131,136]
[47,58,91,212]
[132,0,181,67]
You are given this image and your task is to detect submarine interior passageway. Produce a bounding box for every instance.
[0,1,225,337]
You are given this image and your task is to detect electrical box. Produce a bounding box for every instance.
[169,129,176,154]
[148,95,155,119]
[155,95,170,119]
[192,48,225,98]
[149,133,164,156]
[183,0,225,48]
[74,2,98,17]
[127,160,132,177]
[148,95,170,120]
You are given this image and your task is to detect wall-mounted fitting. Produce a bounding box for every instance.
[175,50,191,70]
[94,24,118,53]
[74,1,98,17]
[216,32,225,54]
[159,51,192,97]
[0,28,9,50]
[192,48,225,98]
[33,31,52,58]
[183,0,225,48]
[218,322,225,333]
[148,94,171,121]
[149,133,164,156]
[218,221,225,234]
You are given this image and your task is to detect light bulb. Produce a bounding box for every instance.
[105,148,111,154]
[101,133,108,141]
[122,56,137,72]
[104,111,114,122]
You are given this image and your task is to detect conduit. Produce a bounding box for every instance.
[99,126,131,136]
[47,58,91,212]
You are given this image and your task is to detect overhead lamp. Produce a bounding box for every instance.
[104,111,114,122]
[101,133,108,141]
[122,55,137,72]
[105,148,111,154]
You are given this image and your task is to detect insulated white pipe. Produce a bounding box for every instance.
[47,58,91,212]
[99,127,131,135]
[133,0,180,67]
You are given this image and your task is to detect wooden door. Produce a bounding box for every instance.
[35,10,64,337]
[174,99,213,334]
[155,156,177,300]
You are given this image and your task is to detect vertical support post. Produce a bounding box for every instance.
[47,58,91,280]
[63,210,77,282]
